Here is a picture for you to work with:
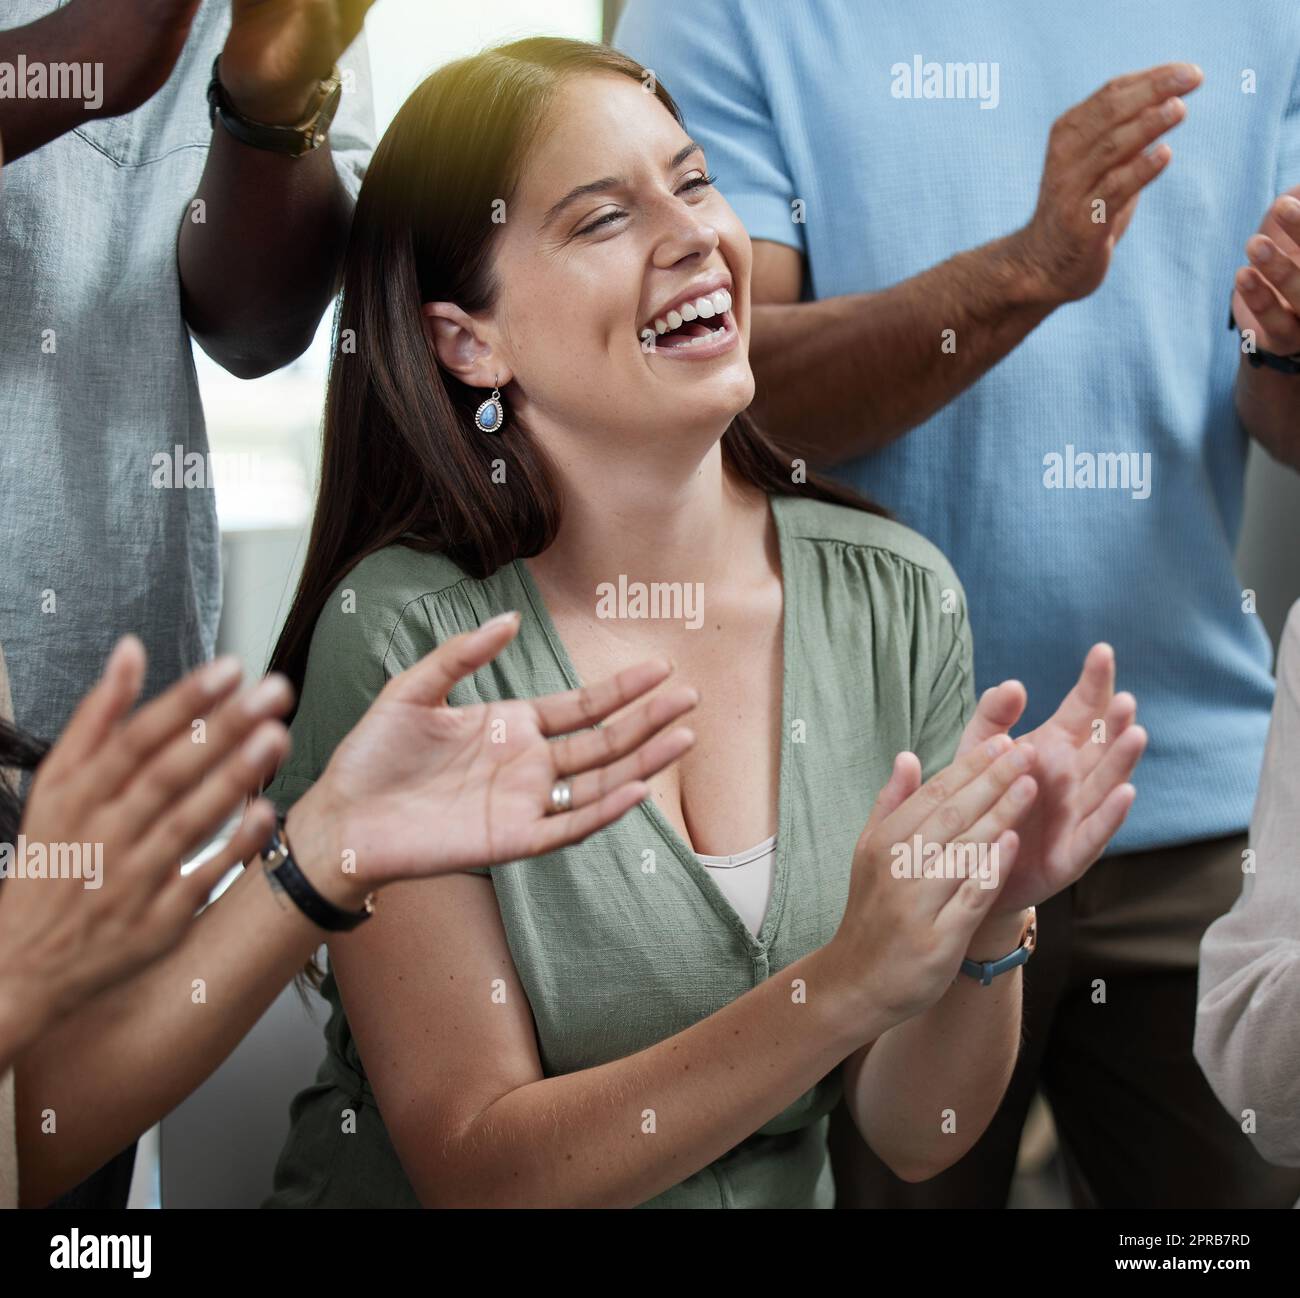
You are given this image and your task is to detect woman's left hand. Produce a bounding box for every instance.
[955,643,1146,912]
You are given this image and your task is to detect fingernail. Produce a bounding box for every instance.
[1010,745,1032,771]
[985,735,1008,758]
[105,636,134,674]
[199,655,242,695]
[1168,63,1199,90]
[241,724,280,767]
[1279,196,1300,219]
[482,610,521,631]
[1012,776,1035,802]
[1253,239,1274,262]
[241,674,290,715]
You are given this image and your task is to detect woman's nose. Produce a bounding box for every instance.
[651,206,720,269]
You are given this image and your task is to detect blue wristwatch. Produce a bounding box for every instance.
[960,908,1037,987]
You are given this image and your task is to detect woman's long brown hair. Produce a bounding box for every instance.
[268,37,883,705]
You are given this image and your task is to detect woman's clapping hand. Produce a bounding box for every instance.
[284,612,698,901]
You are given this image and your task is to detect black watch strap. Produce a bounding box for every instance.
[206,56,343,158]
[262,816,374,932]
[1228,307,1300,374]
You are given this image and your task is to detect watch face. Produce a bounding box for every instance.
[1022,909,1038,955]
[318,83,344,131]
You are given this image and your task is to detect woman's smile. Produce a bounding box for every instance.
[640,278,738,360]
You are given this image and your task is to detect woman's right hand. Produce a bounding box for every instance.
[826,734,1039,1037]
[284,611,698,902]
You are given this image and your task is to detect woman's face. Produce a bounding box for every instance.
[448,72,755,451]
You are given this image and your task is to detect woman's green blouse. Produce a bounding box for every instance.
[263,494,975,1209]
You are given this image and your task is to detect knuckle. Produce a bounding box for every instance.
[936,804,965,838]
[152,815,191,864]
[921,777,949,808]
[956,875,988,914]
[147,754,195,803]
[575,689,602,728]
[1142,102,1166,130]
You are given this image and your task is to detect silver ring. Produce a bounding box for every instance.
[547,779,573,815]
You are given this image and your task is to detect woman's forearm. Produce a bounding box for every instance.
[15,859,323,1205]
[405,943,880,1209]
[842,908,1027,1181]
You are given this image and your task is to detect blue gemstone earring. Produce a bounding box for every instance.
[474,385,505,434]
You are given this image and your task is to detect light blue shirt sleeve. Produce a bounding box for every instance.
[614,0,806,254]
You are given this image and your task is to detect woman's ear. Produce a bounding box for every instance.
[421,302,510,389]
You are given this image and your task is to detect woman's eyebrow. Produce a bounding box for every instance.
[542,175,623,229]
[540,140,703,229]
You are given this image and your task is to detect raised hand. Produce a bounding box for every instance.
[829,734,1037,1028]
[65,0,203,120]
[1012,62,1202,305]
[957,644,1146,912]
[0,636,291,1047]
[1233,186,1300,359]
[0,0,202,162]
[283,612,698,899]
[221,0,376,125]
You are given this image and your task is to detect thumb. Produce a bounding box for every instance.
[385,611,521,707]
[957,680,1026,756]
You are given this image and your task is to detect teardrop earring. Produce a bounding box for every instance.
[474,384,506,434]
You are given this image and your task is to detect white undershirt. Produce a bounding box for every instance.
[696,835,777,938]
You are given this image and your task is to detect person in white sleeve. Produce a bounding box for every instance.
[1196,599,1300,1174]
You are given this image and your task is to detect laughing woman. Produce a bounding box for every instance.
[263,38,1146,1209]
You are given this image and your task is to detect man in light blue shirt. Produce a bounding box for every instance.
[617,0,1300,1206]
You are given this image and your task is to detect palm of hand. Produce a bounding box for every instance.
[955,647,1143,915]
[994,714,1094,911]
[326,695,564,877]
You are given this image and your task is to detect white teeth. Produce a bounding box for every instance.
[641,289,732,340]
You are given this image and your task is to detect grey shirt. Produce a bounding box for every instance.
[1196,600,1300,1173]
[0,0,373,741]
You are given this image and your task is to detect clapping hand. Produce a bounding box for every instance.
[1233,186,1300,360]
[955,643,1146,912]
[285,612,698,898]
